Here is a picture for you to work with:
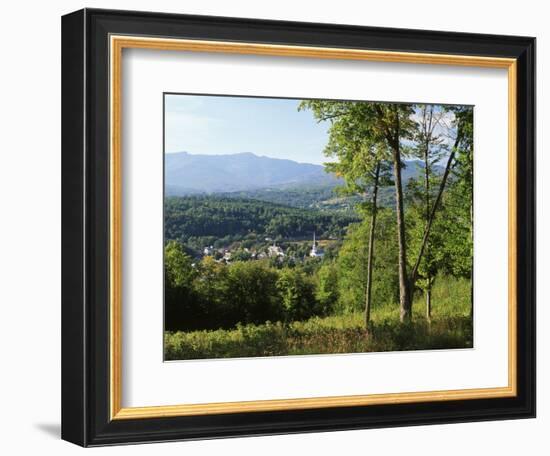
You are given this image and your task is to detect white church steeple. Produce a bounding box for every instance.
[309,231,324,258]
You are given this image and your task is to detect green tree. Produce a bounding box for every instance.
[406,179,444,321]
[165,240,196,287]
[193,256,230,328]
[231,248,252,262]
[436,182,473,280]
[315,261,339,314]
[407,105,474,317]
[164,241,198,331]
[300,100,415,322]
[276,267,317,321]
[409,105,447,320]
[324,136,390,328]
[446,105,474,317]
[336,212,399,315]
[224,261,281,324]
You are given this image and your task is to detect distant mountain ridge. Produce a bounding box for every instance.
[165,151,441,195]
[165,151,339,194]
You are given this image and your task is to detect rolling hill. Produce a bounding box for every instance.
[165,151,442,195]
[165,151,340,194]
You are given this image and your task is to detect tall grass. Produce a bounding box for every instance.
[165,277,472,360]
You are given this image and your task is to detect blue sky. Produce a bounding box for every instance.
[164,94,331,165]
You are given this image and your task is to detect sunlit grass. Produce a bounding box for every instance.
[165,277,472,360]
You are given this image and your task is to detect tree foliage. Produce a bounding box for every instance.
[165,195,358,251]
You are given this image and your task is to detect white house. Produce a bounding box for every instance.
[268,244,285,258]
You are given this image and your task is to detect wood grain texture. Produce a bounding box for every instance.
[113,36,516,67]
[114,386,515,419]
[110,37,123,420]
[508,61,518,395]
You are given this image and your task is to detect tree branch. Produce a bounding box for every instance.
[409,128,463,285]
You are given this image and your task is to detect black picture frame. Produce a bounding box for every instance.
[62,8,535,447]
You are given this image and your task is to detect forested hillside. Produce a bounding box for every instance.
[164,195,358,252]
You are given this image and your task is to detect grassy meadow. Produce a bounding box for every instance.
[165,277,472,360]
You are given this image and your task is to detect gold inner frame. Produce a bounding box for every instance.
[109,35,518,420]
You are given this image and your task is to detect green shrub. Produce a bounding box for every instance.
[276,267,317,321]
[164,284,473,360]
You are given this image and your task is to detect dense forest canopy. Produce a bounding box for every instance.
[165,195,359,253]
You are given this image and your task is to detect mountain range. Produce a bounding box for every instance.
[165,151,441,195]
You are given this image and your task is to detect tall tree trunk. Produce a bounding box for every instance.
[424,135,431,322]
[365,162,381,331]
[425,281,432,322]
[375,104,411,323]
[390,128,412,322]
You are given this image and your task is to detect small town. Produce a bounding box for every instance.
[202,232,325,264]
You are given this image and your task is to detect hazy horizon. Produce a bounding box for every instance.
[166,150,329,166]
[165,94,331,165]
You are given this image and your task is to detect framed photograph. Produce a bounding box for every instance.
[61,8,535,447]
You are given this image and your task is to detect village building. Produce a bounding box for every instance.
[267,244,285,258]
[309,232,324,258]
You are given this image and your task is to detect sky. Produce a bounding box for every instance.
[164,94,331,165]
[164,94,461,166]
